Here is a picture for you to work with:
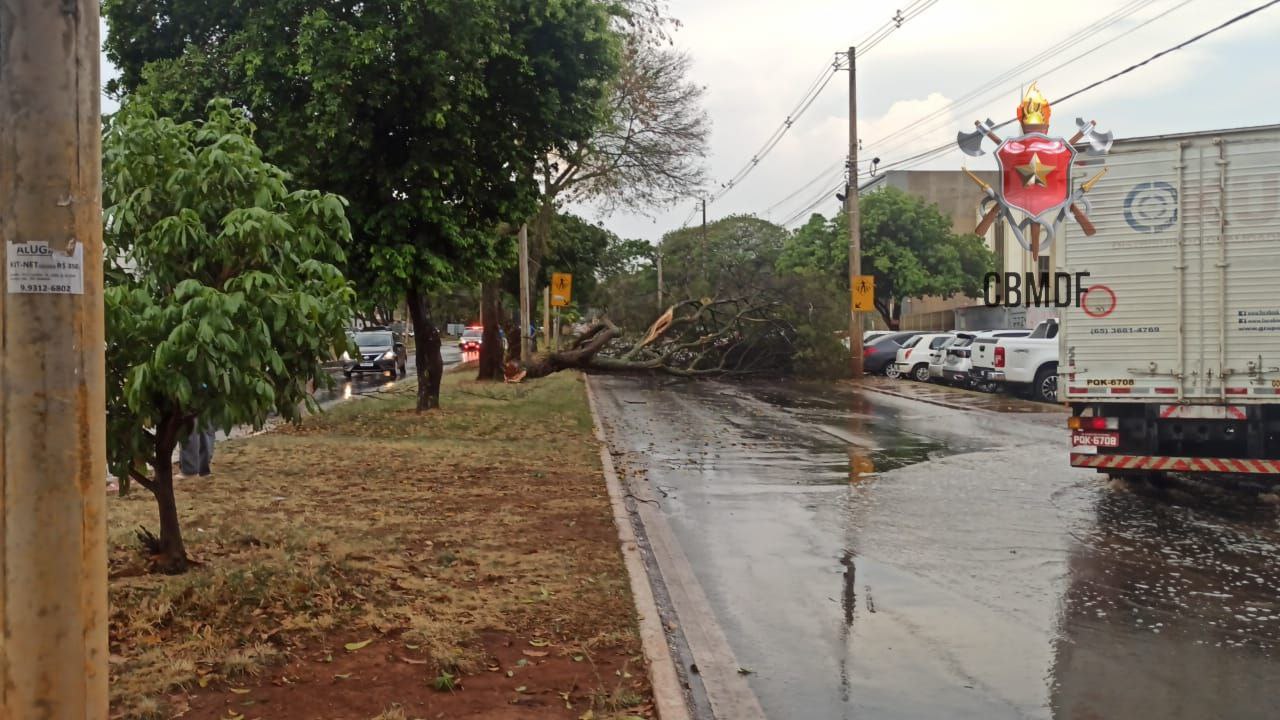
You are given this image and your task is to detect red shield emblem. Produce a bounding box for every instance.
[996,134,1075,220]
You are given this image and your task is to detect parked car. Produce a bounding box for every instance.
[896,332,954,382]
[890,335,923,379]
[971,319,1060,402]
[931,332,974,379]
[863,330,892,345]
[942,329,1031,387]
[862,332,922,376]
[342,328,408,378]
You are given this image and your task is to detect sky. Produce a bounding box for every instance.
[101,1,1280,243]
[581,0,1280,242]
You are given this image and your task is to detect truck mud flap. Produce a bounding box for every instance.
[1070,452,1280,474]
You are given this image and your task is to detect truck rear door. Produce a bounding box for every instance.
[1062,130,1280,403]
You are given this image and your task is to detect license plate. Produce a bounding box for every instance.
[1072,432,1119,448]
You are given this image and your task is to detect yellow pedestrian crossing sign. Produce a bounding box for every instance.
[551,273,573,308]
[852,275,874,312]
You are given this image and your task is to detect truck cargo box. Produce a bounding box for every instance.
[1061,125,1280,405]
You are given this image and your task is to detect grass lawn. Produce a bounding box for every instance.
[107,371,652,720]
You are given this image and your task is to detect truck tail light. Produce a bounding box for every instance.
[994,346,1005,368]
[1068,416,1118,430]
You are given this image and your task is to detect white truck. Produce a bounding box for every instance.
[971,319,1060,401]
[1062,124,1280,477]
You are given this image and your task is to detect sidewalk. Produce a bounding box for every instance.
[107,371,658,720]
[856,375,1069,416]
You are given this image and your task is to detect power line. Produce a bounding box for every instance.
[857,0,939,57]
[686,0,943,227]
[883,0,1196,170]
[779,182,847,227]
[764,160,845,217]
[877,0,1280,174]
[866,0,1164,158]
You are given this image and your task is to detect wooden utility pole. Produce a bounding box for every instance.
[0,1,109,717]
[518,223,531,362]
[847,46,864,376]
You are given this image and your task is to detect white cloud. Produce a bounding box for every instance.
[593,0,1280,241]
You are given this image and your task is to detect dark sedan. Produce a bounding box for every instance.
[861,331,923,375]
[342,329,408,378]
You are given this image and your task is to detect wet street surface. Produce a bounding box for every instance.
[591,376,1280,720]
[313,344,463,409]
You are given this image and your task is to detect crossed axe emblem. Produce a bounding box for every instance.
[956,117,1114,258]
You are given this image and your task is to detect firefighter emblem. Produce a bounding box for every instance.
[956,83,1113,259]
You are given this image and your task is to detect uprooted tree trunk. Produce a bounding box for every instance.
[523,297,795,379]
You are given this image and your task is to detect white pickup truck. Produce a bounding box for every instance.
[970,319,1060,402]
[1062,125,1280,479]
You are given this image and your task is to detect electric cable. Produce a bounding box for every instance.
[875,0,1280,174]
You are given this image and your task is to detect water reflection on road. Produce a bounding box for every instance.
[590,375,1280,720]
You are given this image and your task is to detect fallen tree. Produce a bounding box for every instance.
[523,297,797,379]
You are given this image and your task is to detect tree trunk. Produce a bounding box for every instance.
[505,315,523,363]
[477,282,505,381]
[149,432,188,573]
[524,321,621,378]
[407,285,444,410]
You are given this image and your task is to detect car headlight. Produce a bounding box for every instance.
[382,350,396,360]
[341,351,351,361]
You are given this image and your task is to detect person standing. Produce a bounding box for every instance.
[179,420,216,478]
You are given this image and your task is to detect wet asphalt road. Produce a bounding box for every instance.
[591,376,1280,720]
[313,344,463,408]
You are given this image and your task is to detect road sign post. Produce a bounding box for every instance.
[550,272,573,308]
[550,273,572,353]
[852,275,875,313]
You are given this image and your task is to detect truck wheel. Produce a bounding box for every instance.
[1033,364,1058,403]
[912,364,931,382]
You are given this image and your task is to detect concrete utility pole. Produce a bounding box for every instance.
[518,223,531,362]
[656,249,664,310]
[847,46,864,376]
[543,285,551,351]
[0,1,109,717]
[700,197,708,287]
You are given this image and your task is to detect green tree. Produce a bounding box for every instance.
[658,215,788,301]
[104,100,354,572]
[777,187,996,328]
[592,236,658,332]
[104,0,622,409]
[538,213,615,308]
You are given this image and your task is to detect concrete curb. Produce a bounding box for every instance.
[585,375,769,720]
[583,375,693,720]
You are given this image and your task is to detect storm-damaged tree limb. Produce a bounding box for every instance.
[523,297,796,379]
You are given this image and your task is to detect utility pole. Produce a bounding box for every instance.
[656,248,664,310]
[700,197,708,287]
[543,285,551,351]
[847,46,864,376]
[518,223,531,362]
[1,1,109,717]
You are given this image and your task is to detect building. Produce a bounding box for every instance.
[858,169,1010,330]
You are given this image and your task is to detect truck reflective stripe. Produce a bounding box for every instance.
[1070,453,1280,473]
